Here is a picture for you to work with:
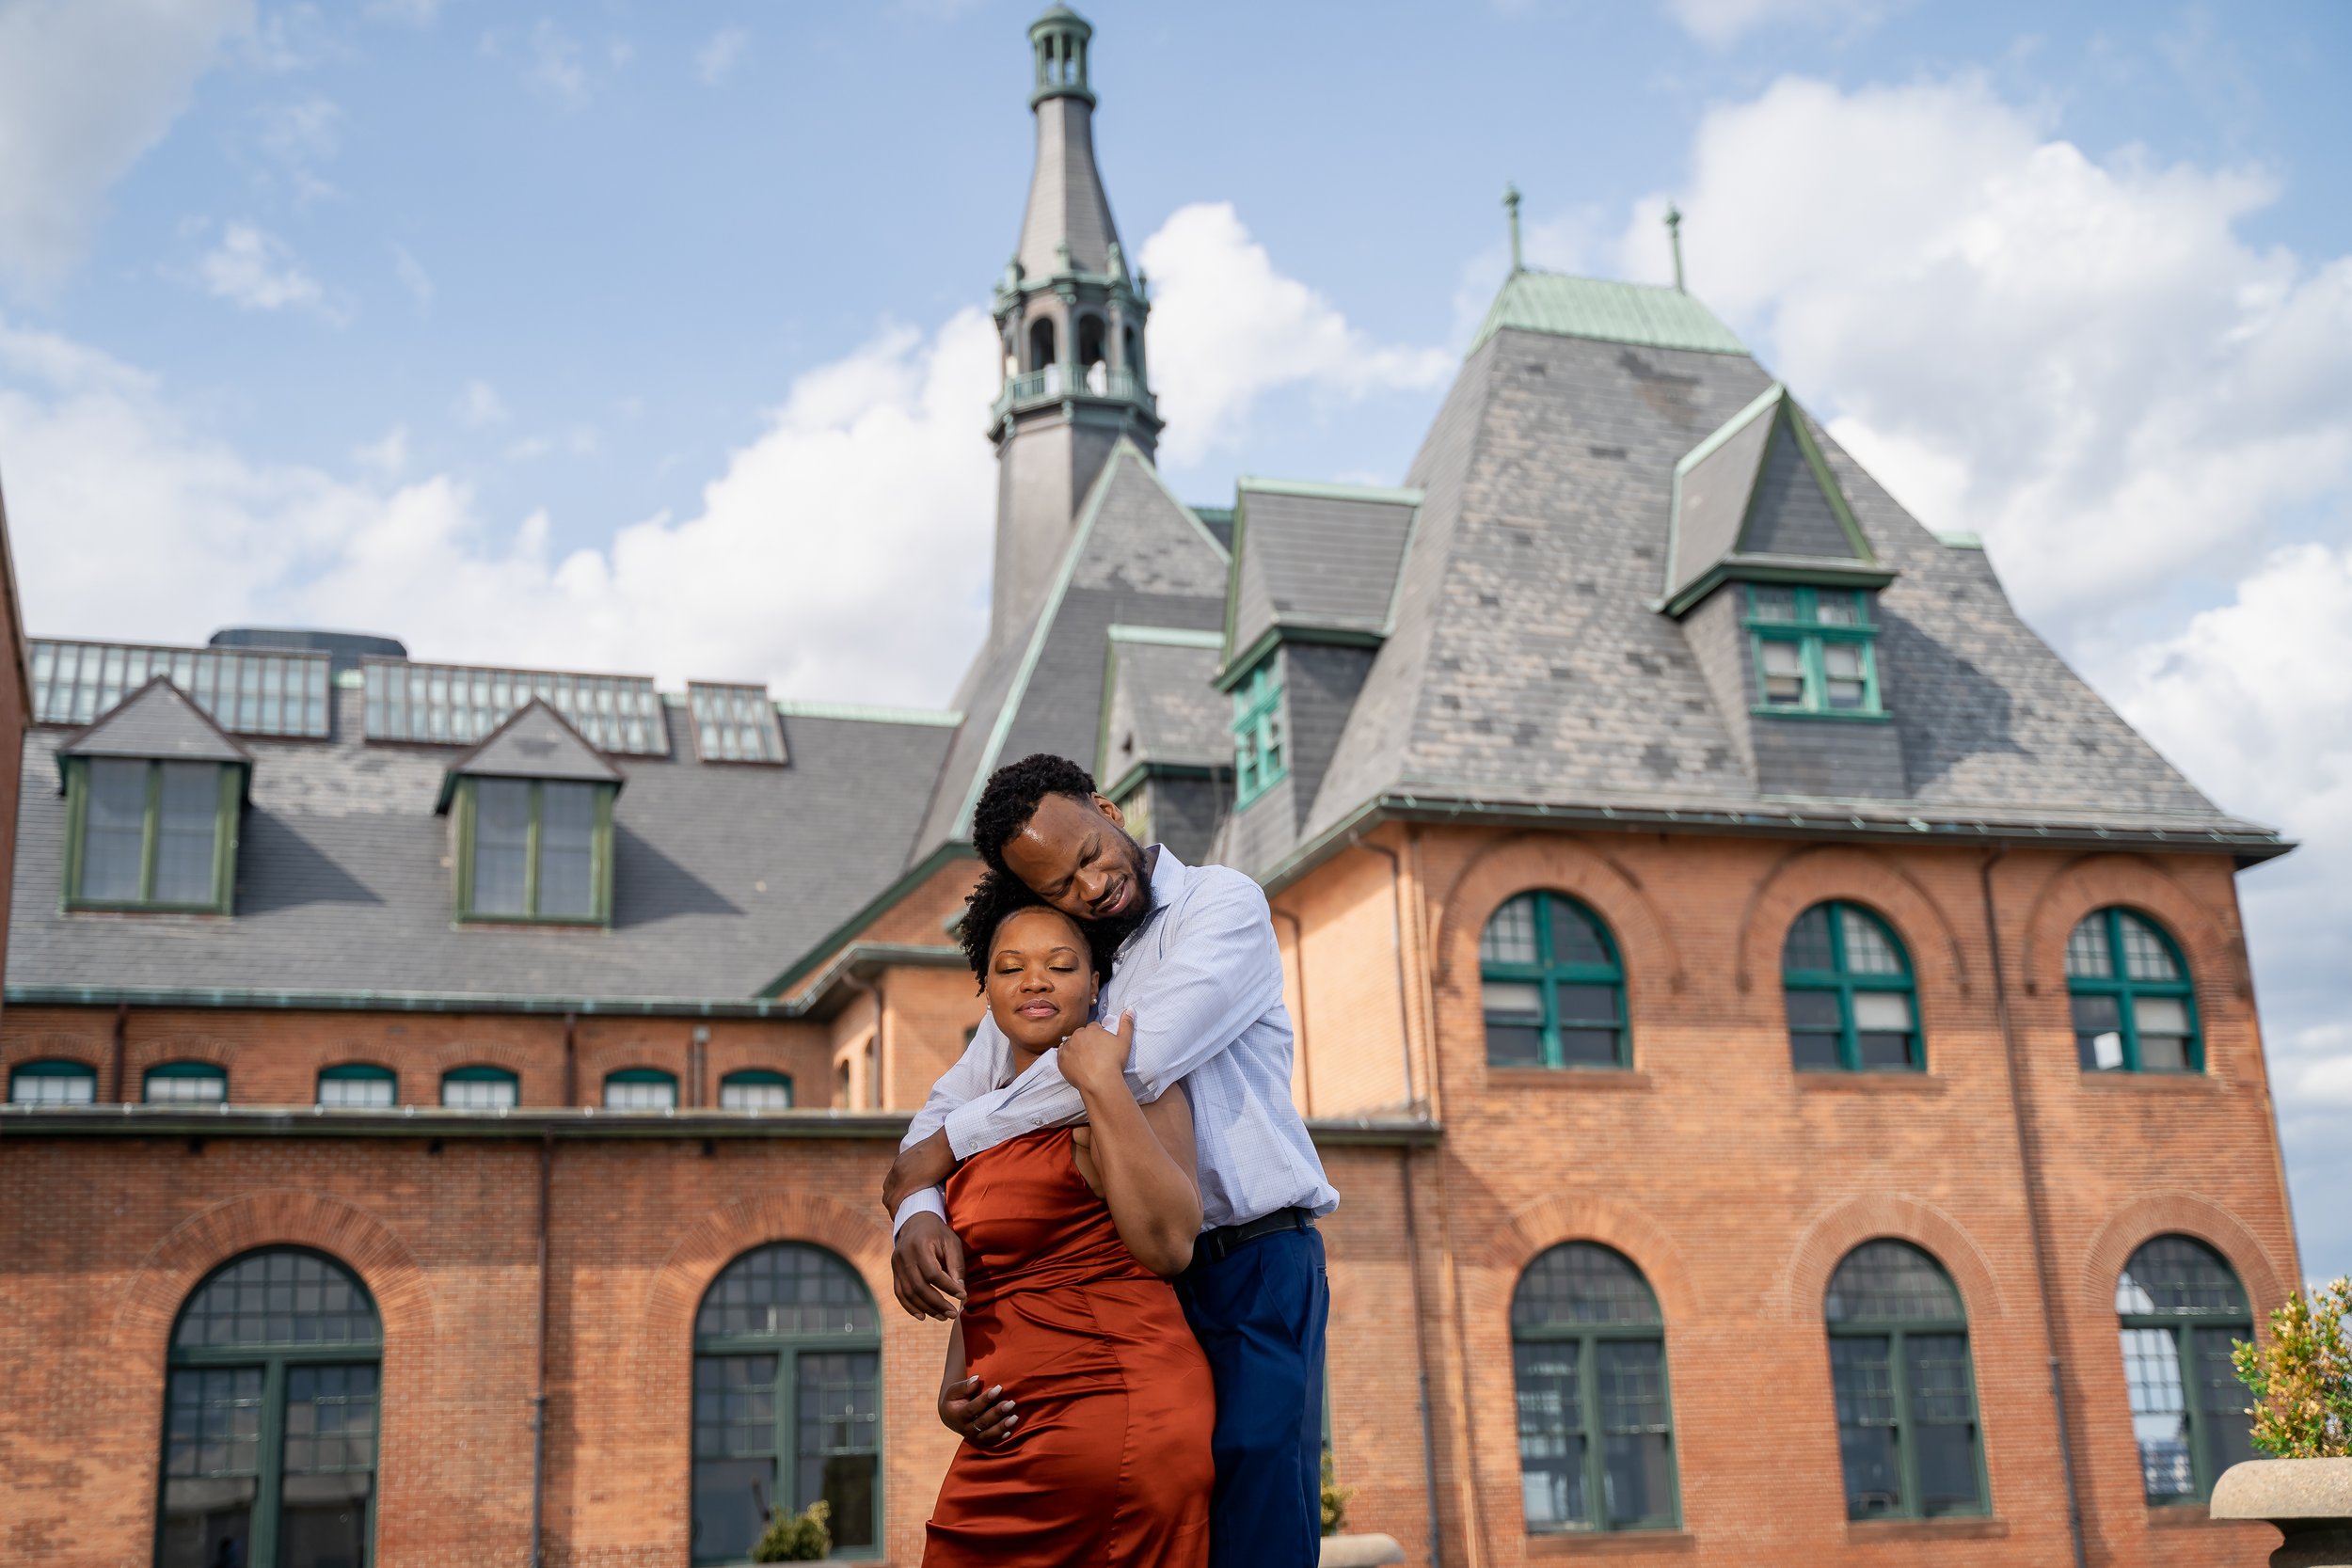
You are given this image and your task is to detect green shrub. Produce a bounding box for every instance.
[2232,1276,2352,1459]
[1321,1449,1353,1536]
[751,1497,832,1562]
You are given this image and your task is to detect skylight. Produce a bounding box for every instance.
[31,640,330,738]
[362,659,670,755]
[687,682,787,764]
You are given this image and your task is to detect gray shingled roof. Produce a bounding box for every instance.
[443,698,624,798]
[9,689,954,1002]
[1099,629,1226,789]
[1225,481,1419,671]
[1274,315,2277,865]
[1015,97,1121,280]
[909,440,1227,859]
[59,677,251,768]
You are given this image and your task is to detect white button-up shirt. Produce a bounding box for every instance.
[894,847,1338,1234]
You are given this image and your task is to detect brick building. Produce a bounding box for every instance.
[0,8,2305,1568]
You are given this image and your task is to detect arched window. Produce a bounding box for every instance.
[1027,316,1057,372]
[2117,1235,2254,1504]
[604,1067,678,1111]
[439,1065,517,1110]
[691,1243,881,1563]
[317,1063,395,1110]
[158,1248,381,1568]
[2068,908,2200,1072]
[1480,892,1627,1069]
[1784,902,1920,1071]
[1824,1241,1985,1520]
[720,1070,793,1112]
[1511,1243,1677,1533]
[9,1057,97,1103]
[146,1061,228,1104]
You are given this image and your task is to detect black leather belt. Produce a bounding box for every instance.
[1195,1206,1315,1265]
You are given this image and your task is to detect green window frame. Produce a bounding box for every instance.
[719,1070,793,1112]
[156,1248,381,1568]
[1824,1241,1988,1522]
[1783,902,1921,1072]
[1745,584,1884,719]
[1479,892,1628,1069]
[605,1067,679,1111]
[691,1243,882,1563]
[452,777,615,926]
[1511,1243,1679,1534]
[2067,907,2201,1073]
[1231,656,1287,808]
[62,757,241,913]
[2117,1235,2255,1505]
[317,1064,397,1110]
[439,1065,518,1110]
[9,1057,98,1104]
[146,1061,229,1105]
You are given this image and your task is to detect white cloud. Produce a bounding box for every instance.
[353,425,409,480]
[1626,76,2352,641]
[365,0,443,23]
[453,379,507,427]
[1139,201,1453,467]
[696,26,749,86]
[1662,0,1893,47]
[0,0,252,294]
[527,18,590,104]
[196,221,335,317]
[251,94,341,201]
[1623,73,2352,1281]
[391,243,434,315]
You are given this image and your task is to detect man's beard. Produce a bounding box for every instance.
[1082,839,1156,957]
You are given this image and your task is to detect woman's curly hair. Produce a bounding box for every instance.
[956,869,1117,990]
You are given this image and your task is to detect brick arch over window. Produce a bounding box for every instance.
[1774,1195,2008,1324]
[2018,853,2248,1003]
[1734,845,1969,1001]
[2079,1192,2290,1320]
[123,1032,239,1074]
[422,1037,539,1074]
[634,1191,895,1387]
[111,1188,437,1356]
[1468,1193,1704,1325]
[2,1035,105,1076]
[1432,832,1681,997]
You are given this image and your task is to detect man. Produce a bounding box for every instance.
[883,752,1337,1568]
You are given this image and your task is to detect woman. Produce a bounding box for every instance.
[922,872,1214,1567]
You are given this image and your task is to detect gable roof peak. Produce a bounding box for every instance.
[58,675,252,779]
[437,696,623,813]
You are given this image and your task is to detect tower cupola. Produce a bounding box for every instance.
[985,4,1162,649]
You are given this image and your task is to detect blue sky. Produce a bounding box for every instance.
[0,0,2346,1280]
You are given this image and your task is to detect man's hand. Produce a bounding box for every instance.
[1060,1010,1135,1100]
[882,1129,957,1215]
[892,1211,968,1321]
[938,1374,1017,1447]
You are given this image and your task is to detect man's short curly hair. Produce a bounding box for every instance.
[955,869,1114,989]
[970,752,1100,876]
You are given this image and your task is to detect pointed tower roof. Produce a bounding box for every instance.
[1015,4,1121,280]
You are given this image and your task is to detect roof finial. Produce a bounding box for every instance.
[1503,182,1524,276]
[1664,202,1685,293]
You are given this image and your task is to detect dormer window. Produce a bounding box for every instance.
[437,698,624,927]
[1232,656,1287,807]
[57,677,250,915]
[1747,586,1882,718]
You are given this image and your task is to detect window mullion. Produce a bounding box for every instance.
[140,761,161,903]
[776,1347,799,1518]
[524,782,543,919]
[1581,1333,1606,1532]
[2176,1323,2206,1500]
[1887,1326,1920,1519]
[255,1355,288,1568]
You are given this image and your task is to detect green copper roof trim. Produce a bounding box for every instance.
[755,839,976,1000]
[773,699,963,727]
[1216,624,1384,693]
[1938,531,1986,549]
[1106,625,1224,648]
[1664,386,1875,611]
[1782,400,1872,561]
[1470,270,1746,356]
[1661,557,1899,620]
[1234,476,1425,507]
[1674,383,1785,480]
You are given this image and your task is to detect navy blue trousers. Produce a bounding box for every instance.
[1175,1227,1329,1568]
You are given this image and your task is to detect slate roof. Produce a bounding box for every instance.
[442,698,624,799]
[1099,628,1226,790]
[1224,480,1419,674]
[908,439,1228,860]
[1272,309,2281,868]
[58,677,251,769]
[9,686,955,1003]
[1015,95,1121,280]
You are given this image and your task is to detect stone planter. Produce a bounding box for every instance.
[1319,1532,1407,1568]
[2212,1458,2352,1568]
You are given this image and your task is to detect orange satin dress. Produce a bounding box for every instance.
[923,1127,1215,1567]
